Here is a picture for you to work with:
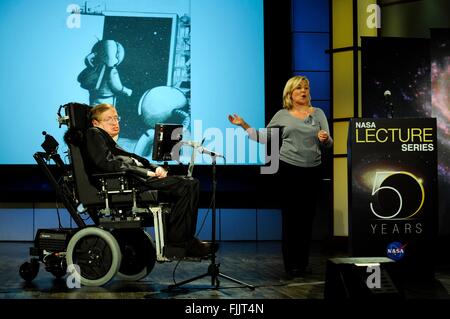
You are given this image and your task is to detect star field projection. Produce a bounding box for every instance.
[102,16,174,138]
[103,17,171,85]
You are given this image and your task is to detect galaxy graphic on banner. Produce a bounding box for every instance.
[361,34,450,235]
[431,31,450,182]
[431,29,450,232]
[348,118,438,278]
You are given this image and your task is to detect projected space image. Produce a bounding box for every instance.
[76,5,189,159]
[0,0,265,165]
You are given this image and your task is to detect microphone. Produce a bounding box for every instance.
[180,140,202,147]
[384,90,394,118]
[180,138,206,148]
[198,146,225,159]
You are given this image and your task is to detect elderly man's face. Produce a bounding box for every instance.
[92,108,120,138]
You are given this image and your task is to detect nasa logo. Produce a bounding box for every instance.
[355,121,376,128]
[386,241,406,261]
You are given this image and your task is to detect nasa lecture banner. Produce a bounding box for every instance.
[348,118,438,275]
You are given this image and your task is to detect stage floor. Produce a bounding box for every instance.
[1,241,450,300]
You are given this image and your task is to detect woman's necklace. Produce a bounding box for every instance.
[294,106,311,115]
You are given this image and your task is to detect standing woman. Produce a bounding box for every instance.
[228,75,333,277]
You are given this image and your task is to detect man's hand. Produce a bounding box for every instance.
[155,166,168,178]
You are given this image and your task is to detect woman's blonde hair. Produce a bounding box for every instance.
[282,75,311,110]
[90,103,115,121]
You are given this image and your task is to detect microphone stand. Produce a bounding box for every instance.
[168,154,255,290]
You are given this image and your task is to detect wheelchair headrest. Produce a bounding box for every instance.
[63,102,92,131]
[64,127,84,147]
[61,102,92,147]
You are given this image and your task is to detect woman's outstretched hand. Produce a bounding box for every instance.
[228,114,245,127]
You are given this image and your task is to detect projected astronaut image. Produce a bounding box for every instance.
[78,39,133,105]
[0,0,265,165]
[76,3,191,159]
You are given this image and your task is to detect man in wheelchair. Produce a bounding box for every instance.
[87,103,212,258]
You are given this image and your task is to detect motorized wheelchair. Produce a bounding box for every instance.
[19,102,192,287]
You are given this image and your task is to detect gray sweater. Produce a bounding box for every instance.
[248,108,333,167]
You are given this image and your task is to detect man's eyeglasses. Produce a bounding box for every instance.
[101,116,121,124]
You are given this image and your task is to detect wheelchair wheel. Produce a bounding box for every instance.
[112,229,157,281]
[19,259,40,282]
[44,252,67,279]
[66,227,121,287]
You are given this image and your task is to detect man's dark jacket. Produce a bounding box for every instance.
[85,127,158,178]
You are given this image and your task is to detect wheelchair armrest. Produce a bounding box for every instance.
[92,171,159,203]
[92,172,131,195]
[92,172,127,179]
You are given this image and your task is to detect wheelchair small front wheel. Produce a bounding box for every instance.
[19,259,40,282]
[113,228,157,281]
[66,227,122,287]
